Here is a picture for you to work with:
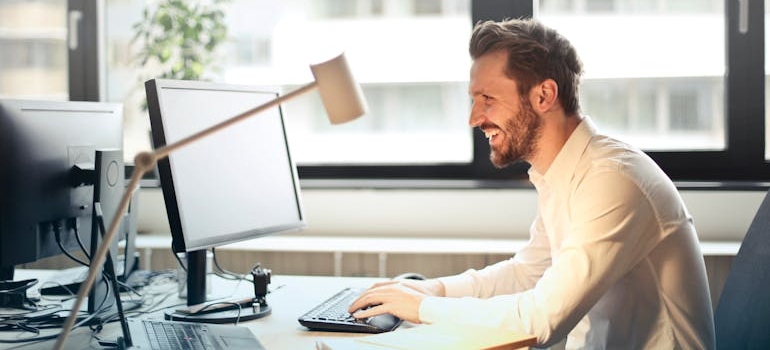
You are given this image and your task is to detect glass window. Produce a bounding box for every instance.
[586,0,615,12]
[538,0,726,152]
[414,0,443,15]
[0,0,68,100]
[320,0,358,18]
[67,0,768,182]
[105,0,473,168]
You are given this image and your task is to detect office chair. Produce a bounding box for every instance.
[714,188,770,349]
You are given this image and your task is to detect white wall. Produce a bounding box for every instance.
[137,187,765,242]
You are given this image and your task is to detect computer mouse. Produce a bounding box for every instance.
[393,272,427,281]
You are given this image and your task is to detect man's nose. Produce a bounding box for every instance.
[469,103,485,127]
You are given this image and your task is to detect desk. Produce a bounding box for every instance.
[1,270,535,349]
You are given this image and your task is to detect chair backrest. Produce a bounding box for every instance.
[714,189,770,349]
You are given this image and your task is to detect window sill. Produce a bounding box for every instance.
[133,234,740,277]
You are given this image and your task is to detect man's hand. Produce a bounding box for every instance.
[347,279,445,324]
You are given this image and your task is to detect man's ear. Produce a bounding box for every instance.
[530,79,559,113]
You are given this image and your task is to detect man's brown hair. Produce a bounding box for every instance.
[470,18,583,116]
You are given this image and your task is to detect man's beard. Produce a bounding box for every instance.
[489,100,542,169]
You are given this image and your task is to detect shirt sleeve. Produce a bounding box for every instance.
[438,213,552,298]
[419,171,664,346]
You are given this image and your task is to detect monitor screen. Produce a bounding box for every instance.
[145,79,305,305]
[0,99,123,280]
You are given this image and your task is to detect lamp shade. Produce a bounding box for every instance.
[310,53,368,124]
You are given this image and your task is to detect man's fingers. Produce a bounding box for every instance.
[348,289,381,313]
[348,287,396,314]
[352,304,385,319]
[348,282,398,312]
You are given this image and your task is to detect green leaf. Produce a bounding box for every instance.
[131,0,230,88]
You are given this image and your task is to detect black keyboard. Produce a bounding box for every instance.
[298,287,402,333]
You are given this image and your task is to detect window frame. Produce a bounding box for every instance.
[644,0,766,183]
[68,0,104,102]
[76,0,769,188]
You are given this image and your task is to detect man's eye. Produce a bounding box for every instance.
[472,95,492,105]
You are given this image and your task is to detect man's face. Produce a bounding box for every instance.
[469,51,542,168]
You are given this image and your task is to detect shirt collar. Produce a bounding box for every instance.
[529,116,598,190]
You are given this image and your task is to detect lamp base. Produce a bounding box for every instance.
[163,303,271,324]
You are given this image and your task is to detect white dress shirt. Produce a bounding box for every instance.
[419,117,715,349]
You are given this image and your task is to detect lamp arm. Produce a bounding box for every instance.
[53,165,144,350]
[53,80,319,350]
[154,81,317,159]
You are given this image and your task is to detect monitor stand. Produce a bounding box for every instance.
[0,265,14,281]
[163,249,271,324]
[88,149,124,316]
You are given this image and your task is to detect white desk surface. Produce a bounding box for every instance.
[2,270,394,349]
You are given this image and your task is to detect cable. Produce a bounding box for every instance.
[0,305,104,344]
[69,217,91,261]
[52,219,117,328]
[52,218,119,323]
[8,270,184,343]
[194,301,243,325]
[211,248,249,281]
[0,304,61,321]
[174,250,187,273]
[52,222,89,267]
[123,271,182,316]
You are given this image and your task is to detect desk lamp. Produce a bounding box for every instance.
[53,53,367,349]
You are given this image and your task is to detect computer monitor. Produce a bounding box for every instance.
[0,99,134,316]
[145,79,305,312]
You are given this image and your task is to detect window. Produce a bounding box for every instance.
[0,0,67,100]
[16,0,769,185]
[105,0,475,177]
[580,77,724,151]
[537,0,765,182]
[539,2,726,152]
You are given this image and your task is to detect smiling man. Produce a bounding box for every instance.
[349,18,715,349]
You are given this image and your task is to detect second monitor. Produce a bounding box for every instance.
[145,79,306,319]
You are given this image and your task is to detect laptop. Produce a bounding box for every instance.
[125,318,264,349]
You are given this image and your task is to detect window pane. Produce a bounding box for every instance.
[105,0,473,166]
[0,0,67,100]
[539,0,725,152]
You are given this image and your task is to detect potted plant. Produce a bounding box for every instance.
[132,0,231,83]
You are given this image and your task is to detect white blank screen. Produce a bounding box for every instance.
[153,82,303,251]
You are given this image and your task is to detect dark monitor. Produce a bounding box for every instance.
[0,99,124,281]
[145,79,305,311]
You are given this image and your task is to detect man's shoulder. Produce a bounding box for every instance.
[577,135,675,192]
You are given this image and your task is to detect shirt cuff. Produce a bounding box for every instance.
[437,273,476,297]
[419,296,453,324]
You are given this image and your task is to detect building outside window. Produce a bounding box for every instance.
[539,0,725,151]
[0,0,67,100]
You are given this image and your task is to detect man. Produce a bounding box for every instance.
[349,18,715,349]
